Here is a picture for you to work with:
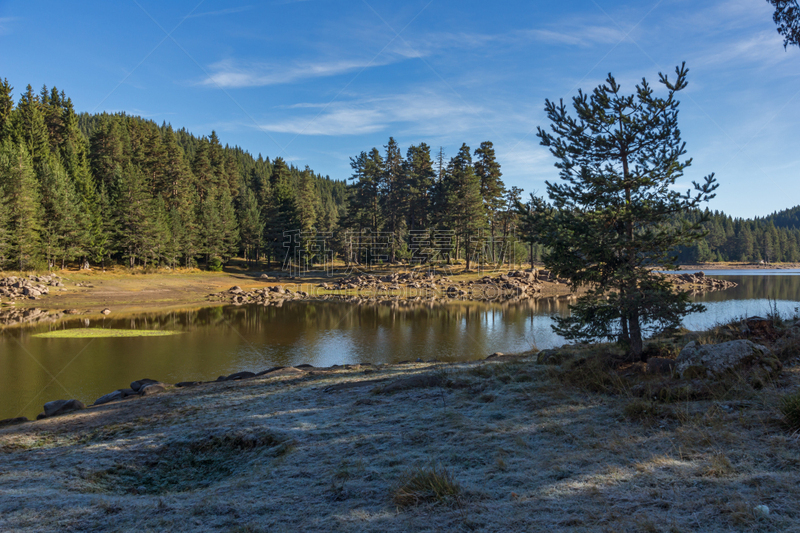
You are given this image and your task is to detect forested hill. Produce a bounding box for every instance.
[0,79,346,270]
[675,209,800,263]
[761,205,800,230]
[0,77,798,271]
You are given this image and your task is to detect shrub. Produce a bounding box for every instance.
[393,465,461,507]
[780,390,800,431]
[207,256,224,272]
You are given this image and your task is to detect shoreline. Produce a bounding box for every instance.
[0,264,756,328]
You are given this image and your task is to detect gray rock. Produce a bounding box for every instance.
[140,384,167,396]
[130,379,159,392]
[676,340,771,378]
[0,417,28,428]
[101,308,111,315]
[42,399,85,418]
[220,371,256,381]
[93,390,125,406]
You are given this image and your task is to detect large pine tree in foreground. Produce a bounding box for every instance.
[524,63,718,359]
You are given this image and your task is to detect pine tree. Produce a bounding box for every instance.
[473,141,505,264]
[0,78,14,144]
[0,170,10,266]
[238,185,263,265]
[767,0,800,48]
[215,184,239,262]
[115,164,154,268]
[404,143,435,232]
[0,142,43,270]
[442,144,485,269]
[381,137,405,262]
[14,85,51,168]
[525,64,718,359]
[37,155,84,268]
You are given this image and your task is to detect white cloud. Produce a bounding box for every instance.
[526,25,627,47]
[186,6,255,18]
[0,17,18,35]
[201,45,422,88]
[258,91,485,136]
[692,31,793,68]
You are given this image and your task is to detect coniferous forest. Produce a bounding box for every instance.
[0,78,798,272]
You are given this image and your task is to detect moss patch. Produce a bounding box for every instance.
[33,328,182,338]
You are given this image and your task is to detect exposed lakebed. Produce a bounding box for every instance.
[1,271,799,421]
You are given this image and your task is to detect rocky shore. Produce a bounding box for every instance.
[204,268,737,308]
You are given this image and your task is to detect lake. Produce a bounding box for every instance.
[2,271,799,421]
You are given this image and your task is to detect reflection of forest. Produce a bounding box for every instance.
[4,298,574,339]
[692,275,800,303]
[3,275,796,421]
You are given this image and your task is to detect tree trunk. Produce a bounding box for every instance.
[629,311,643,360]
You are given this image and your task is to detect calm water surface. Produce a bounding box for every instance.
[1,272,799,421]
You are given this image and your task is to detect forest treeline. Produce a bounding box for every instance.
[0,80,346,270]
[0,78,798,271]
[676,209,800,263]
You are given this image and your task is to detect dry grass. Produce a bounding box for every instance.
[1,353,799,532]
[393,465,461,507]
[780,390,800,431]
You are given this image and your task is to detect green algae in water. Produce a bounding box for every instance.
[34,328,182,339]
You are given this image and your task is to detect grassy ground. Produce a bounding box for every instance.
[32,328,182,338]
[2,325,799,532]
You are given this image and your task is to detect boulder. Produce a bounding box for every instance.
[675,340,771,378]
[41,399,85,418]
[139,383,167,396]
[255,366,285,376]
[175,381,200,387]
[130,378,159,392]
[93,390,125,406]
[219,371,256,382]
[101,308,111,315]
[646,357,676,375]
[0,417,28,428]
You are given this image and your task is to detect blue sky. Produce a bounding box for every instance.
[0,0,797,218]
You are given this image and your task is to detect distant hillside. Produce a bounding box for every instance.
[761,205,800,230]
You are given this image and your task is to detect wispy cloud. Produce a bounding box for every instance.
[258,91,485,136]
[201,48,420,88]
[526,25,627,47]
[185,6,255,18]
[692,31,795,68]
[0,17,18,35]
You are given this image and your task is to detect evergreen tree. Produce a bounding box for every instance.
[473,141,505,264]
[0,142,43,270]
[0,78,14,144]
[381,137,405,262]
[14,85,51,167]
[115,164,154,268]
[443,144,485,269]
[525,64,718,359]
[37,155,84,268]
[238,185,263,265]
[767,0,800,48]
[404,143,435,232]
